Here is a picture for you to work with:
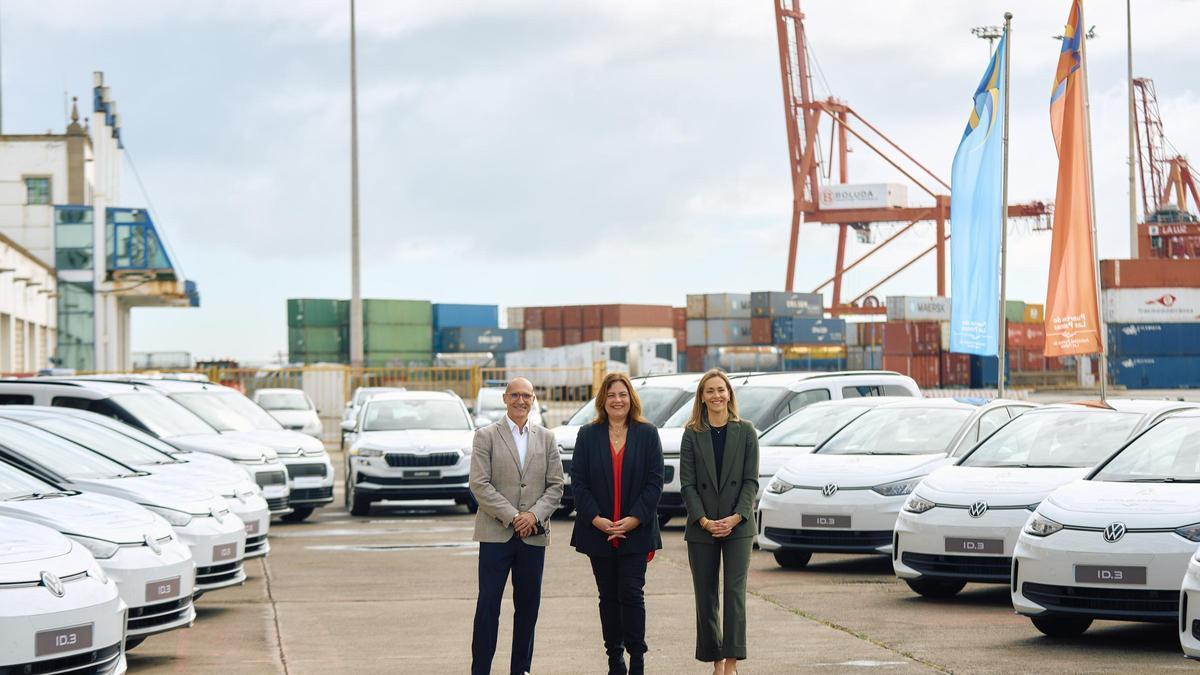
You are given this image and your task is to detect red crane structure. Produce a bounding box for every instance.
[1132,76,1200,258]
[773,1,1049,315]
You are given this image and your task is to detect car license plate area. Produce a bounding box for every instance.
[944,537,1003,554]
[1074,564,1147,585]
[146,576,181,602]
[212,542,237,562]
[245,520,260,536]
[802,514,850,528]
[404,469,440,479]
[35,623,93,656]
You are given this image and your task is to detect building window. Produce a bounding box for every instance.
[55,206,94,270]
[56,281,95,371]
[25,177,51,205]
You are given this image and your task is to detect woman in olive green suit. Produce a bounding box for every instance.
[679,368,759,675]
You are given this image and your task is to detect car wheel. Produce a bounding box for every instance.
[657,514,672,529]
[904,577,966,598]
[124,636,147,651]
[347,479,371,517]
[281,506,314,523]
[1030,615,1092,637]
[773,550,812,568]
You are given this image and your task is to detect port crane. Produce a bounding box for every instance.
[1132,76,1200,257]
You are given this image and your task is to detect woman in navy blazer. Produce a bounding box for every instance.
[570,372,664,675]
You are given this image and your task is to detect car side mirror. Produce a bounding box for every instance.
[341,420,356,432]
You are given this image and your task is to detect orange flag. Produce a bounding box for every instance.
[1044,0,1102,356]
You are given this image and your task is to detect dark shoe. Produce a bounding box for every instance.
[607,651,628,675]
[628,653,644,675]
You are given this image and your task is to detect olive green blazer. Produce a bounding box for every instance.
[679,419,759,544]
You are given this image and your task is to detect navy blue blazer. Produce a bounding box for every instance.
[569,420,664,557]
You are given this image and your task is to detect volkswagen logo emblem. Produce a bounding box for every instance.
[968,501,988,519]
[822,483,839,498]
[1103,522,1127,543]
[144,534,162,555]
[40,571,65,598]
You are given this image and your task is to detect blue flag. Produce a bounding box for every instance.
[949,33,1006,356]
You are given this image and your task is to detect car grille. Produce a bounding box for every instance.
[196,561,244,587]
[284,462,328,478]
[1021,582,1179,622]
[901,552,1011,582]
[245,534,269,554]
[1193,618,1200,641]
[2,642,122,675]
[385,452,460,468]
[256,470,287,487]
[663,466,675,483]
[128,596,193,632]
[359,473,465,486]
[290,486,334,502]
[266,496,289,512]
[763,526,892,552]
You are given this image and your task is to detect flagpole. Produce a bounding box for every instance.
[1079,3,1108,402]
[997,13,1012,399]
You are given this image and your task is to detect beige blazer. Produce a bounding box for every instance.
[469,418,564,546]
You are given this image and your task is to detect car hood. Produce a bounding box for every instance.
[164,451,251,480]
[68,475,222,514]
[552,425,583,452]
[759,444,816,479]
[354,429,475,452]
[1041,480,1200,528]
[776,453,949,487]
[267,410,318,426]
[918,466,1089,506]
[166,434,280,462]
[225,430,326,457]
[0,517,72,568]
[0,492,171,544]
[659,427,686,455]
[146,462,253,497]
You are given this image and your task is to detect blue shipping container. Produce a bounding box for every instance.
[968,355,1010,389]
[1110,356,1200,389]
[772,318,846,345]
[784,357,846,372]
[432,304,499,334]
[438,327,521,353]
[1107,323,1200,357]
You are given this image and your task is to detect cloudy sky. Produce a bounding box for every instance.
[6,1,1199,362]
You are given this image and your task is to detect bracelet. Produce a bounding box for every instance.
[699,517,710,528]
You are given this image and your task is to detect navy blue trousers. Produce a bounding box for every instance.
[471,536,546,675]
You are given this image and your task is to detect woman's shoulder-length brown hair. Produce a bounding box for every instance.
[592,372,648,427]
[685,368,741,432]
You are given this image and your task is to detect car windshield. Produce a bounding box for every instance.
[68,412,186,456]
[257,392,310,411]
[664,387,788,430]
[363,399,471,432]
[0,420,138,479]
[355,388,398,407]
[760,404,873,447]
[210,392,284,431]
[637,388,689,427]
[567,400,596,426]
[961,410,1140,469]
[0,460,58,499]
[27,417,177,467]
[110,393,216,437]
[168,392,257,432]
[818,407,973,456]
[1092,416,1200,482]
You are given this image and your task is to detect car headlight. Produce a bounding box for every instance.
[1176,523,1200,543]
[903,494,936,514]
[872,476,924,497]
[766,478,794,495]
[67,535,120,560]
[145,505,194,527]
[353,447,384,458]
[1024,514,1063,537]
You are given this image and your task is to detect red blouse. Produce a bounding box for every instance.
[610,441,653,561]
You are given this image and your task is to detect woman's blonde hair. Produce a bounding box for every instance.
[592,372,648,427]
[686,368,740,432]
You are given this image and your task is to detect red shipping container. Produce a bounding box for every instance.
[542,306,563,330]
[1101,258,1200,289]
[561,305,582,329]
[751,317,773,345]
[1006,322,1046,351]
[882,354,941,388]
[940,352,970,387]
[582,305,603,328]
[883,321,940,355]
[563,328,582,345]
[524,307,544,330]
[582,327,602,342]
[601,304,674,328]
[542,328,564,348]
[686,346,706,372]
[857,323,885,347]
[673,307,688,331]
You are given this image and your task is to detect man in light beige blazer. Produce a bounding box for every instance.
[470,377,563,675]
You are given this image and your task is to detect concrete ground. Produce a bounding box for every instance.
[128,451,1195,674]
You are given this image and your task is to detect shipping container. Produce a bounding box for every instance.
[363,324,433,353]
[506,307,525,330]
[784,358,846,372]
[751,291,824,318]
[563,328,583,345]
[969,355,1005,389]
[940,352,971,387]
[524,329,544,350]
[1004,301,1026,324]
[1110,356,1200,389]
[1101,258,1200,289]
[1006,322,1047,351]
[583,327,602,342]
[1023,304,1044,323]
[771,318,847,345]
[505,342,631,391]
[705,319,753,346]
[432,304,498,333]
[885,295,950,321]
[524,307,544,330]
[704,294,752,320]
[542,328,564,349]
[686,320,707,347]
[1009,349,1046,373]
[817,183,907,210]
[1103,288,1200,323]
[882,321,940,355]
[881,354,940,389]
[751,317,773,345]
[601,304,674,328]
[438,327,521,353]
[542,306,563,330]
[363,299,432,325]
[847,346,883,370]
[561,305,583,329]
[1107,323,1200,356]
[289,351,345,365]
[672,307,687,331]
[582,305,603,329]
[704,346,783,372]
[289,326,344,354]
[132,351,193,370]
[780,344,847,360]
[364,351,432,367]
[686,346,705,372]
[686,294,707,319]
[287,298,347,328]
[855,322,885,347]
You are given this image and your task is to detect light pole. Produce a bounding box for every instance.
[349,0,363,367]
[971,26,1003,56]
[1126,0,1138,256]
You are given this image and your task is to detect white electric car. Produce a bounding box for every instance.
[1013,411,1200,637]
[759,398,1032,568]
[1180,544,1200,658]
[0,459,195,648]
[0,419,248,596]
[895,400,1195,598]
[253,388,323,438]
[0,406,272,559]
[0,516,128,674]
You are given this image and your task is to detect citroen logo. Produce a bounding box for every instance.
[968,501,988,519]
[1103,522,1127,543]
[40,571,65,598]
[144,534,162,555]
[822,483,838,498]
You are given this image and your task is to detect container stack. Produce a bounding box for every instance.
[686,293,756,371]
[1102,258,1200,388]
[881,320,942,388]
[846,323,884,370]
[434,304,520,365]
[672,308,687,371]
[362,299,434,367]
[512,304,674,351]
[288,298,348,364]
[746,291,845,371]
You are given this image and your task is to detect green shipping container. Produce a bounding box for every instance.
[289,351,347,365]
[289,326,345,354]
[287,298,348,328]
[363,299,432,325]
[1004,301,1026,324]
[363,323,432,352]
[364,351,432,367]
